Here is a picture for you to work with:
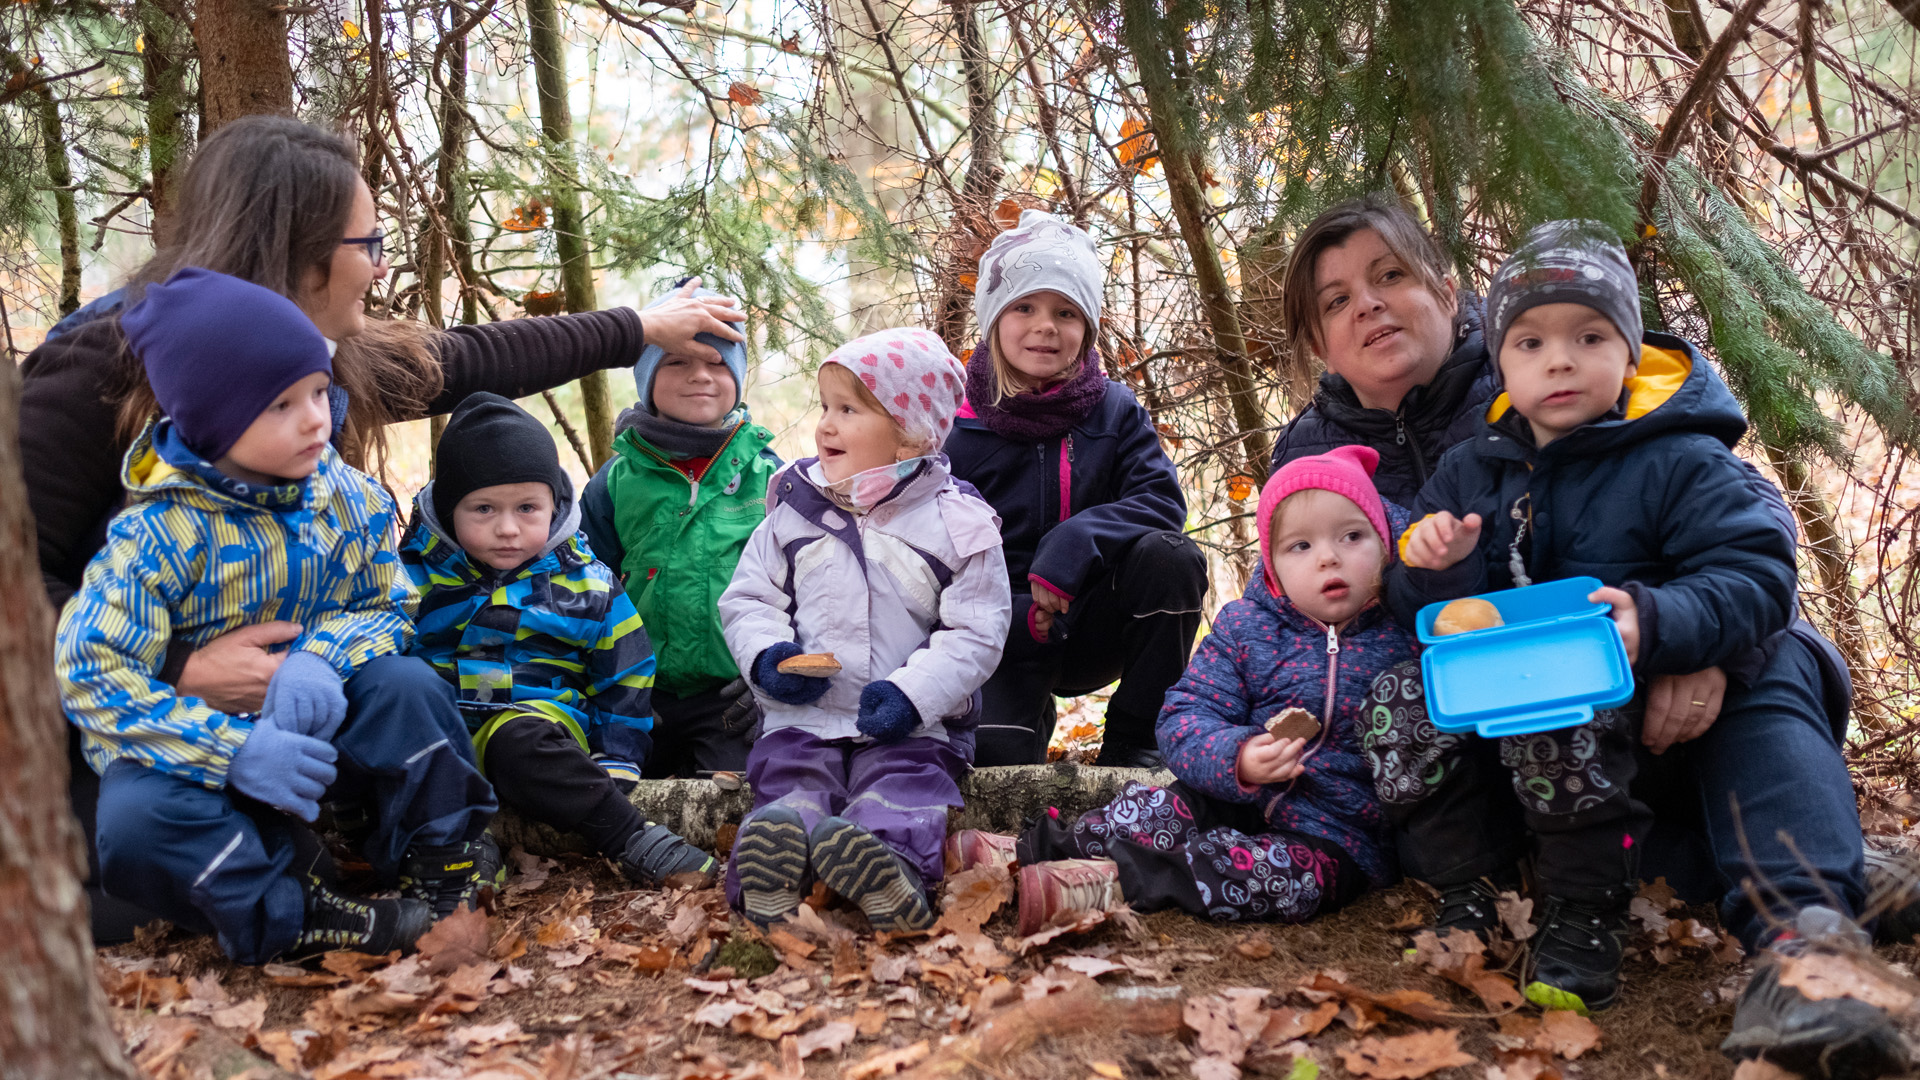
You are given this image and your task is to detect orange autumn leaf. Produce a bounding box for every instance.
[779,32,801,53]
[1337,1028,1477,1079]
[992,198,1025,230]
[1226,474,1256,502]
[1117,117,1159,175]
[958,271,979,289]
[728,81,763,106]
[501,197,547,233]
[522,290,563,317]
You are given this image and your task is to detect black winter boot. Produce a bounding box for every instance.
[399,834,504,919]
[1523,889,1631,1014]
[283,876,434,959]
[1431,876,1513,943]
[1723,907,1912,1080]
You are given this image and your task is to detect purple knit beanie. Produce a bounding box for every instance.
[120,267,334,461]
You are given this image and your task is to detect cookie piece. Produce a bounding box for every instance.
[776,652,842,678]
[1264,707,1321,743]
[1433,597,1505,636]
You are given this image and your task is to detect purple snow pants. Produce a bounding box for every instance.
[723,726,966,906]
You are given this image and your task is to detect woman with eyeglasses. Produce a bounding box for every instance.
[18,114,745,943]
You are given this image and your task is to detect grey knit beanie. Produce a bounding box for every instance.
[973,210,1104,339]
[1487,220,1643,360]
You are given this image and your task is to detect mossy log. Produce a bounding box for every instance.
[490,763,1172,857]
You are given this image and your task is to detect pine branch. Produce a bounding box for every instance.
[1634,0,1768,232]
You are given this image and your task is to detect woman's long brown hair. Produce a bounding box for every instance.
[112,115,442,474]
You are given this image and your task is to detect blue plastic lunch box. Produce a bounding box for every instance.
[1415,576,1633,737]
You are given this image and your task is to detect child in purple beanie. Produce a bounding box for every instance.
[56,267,498,965]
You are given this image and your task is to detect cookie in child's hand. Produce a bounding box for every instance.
[1433,598,1504,636]
[776,652,842,677]
[1264,707,1321,743]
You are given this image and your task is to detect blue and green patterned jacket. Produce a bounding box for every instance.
[56,419,415,788]
[398,485,656,766]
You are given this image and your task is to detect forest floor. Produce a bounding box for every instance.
[98,829,1920,1080]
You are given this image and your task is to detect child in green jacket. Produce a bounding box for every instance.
[582,284,782,777]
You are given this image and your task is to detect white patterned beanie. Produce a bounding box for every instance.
[821,328,969,452]
[973,209,1104,337]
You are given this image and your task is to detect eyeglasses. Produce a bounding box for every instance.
[340,231,387,266]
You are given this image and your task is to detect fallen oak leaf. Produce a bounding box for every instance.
[258,963,347,989]
[1056,955,1129,978]
[693,999,757,1028]
[795,1019,857,1058]
[935,864,1013,936]
[1301,970,1464,1024]
[1496,892,1535,942]
[1776,951,1917,1012]
[844,1039,930,1080]
[1486,1049,1564,1080]
[1533,1010,1600,1060]
[447,1018,534,1052]
[1336,1028,1477,1079]
[1408,929,1523,1012]
[208,996,267,1035]
[417,905,491,975]
[1259,1001,1338,1044]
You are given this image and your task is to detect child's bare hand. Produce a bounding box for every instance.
[1403,512,1482,571]
[1589,586,1640,664]
[1028,582,1069,642]
[1236,734,1307,787]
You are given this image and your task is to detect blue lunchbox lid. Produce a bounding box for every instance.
[1416,577,1633,736]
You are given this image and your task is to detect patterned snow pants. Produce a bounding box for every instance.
[1017,780,1364,922]
[1360,659,1650,902]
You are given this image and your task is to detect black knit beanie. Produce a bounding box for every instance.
[432,392,571,524]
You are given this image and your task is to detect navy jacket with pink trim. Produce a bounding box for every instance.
[945,382,1186,606]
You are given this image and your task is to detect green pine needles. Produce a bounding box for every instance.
[1177,0,1910,461]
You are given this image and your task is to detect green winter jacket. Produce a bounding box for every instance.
[581,416,781,697]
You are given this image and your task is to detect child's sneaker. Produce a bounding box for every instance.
[945,830,1017,874]
[284,876,434,959]
[399,835,505,920]
[1722,907,1911,1078]
[733,806,811,926]
[811,816,934,933]
[1523,891,1631,1014]
[1016,858,1122,936]
[619,821,718,889]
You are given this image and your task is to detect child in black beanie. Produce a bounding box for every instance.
[401,392,716,888]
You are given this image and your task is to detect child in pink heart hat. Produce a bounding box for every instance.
[717,327,1008,933]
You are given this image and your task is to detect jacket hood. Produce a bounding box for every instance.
[405,481,586,580]
[122,418,332,516]
[1481,331,1747,456]
[1312,293,1489,436]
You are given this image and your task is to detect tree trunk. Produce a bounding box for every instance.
[0,363,134,1076]
[527,0,613,469]
[1116,0,1273,482]
[932,0,1002,352]
[191,0,294,130]
[140,0,192,242]
[492,764,1172,855]
[35,78,80,316]
[1885,0,1920,32]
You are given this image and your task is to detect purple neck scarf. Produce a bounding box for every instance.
[963,339,1108,442]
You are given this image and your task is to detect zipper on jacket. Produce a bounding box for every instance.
[1395,411,1430,489]
[1321,623,1340,738]
[1059,435,1074,523]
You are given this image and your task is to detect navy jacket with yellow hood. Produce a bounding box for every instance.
[1385,333,1798,680]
